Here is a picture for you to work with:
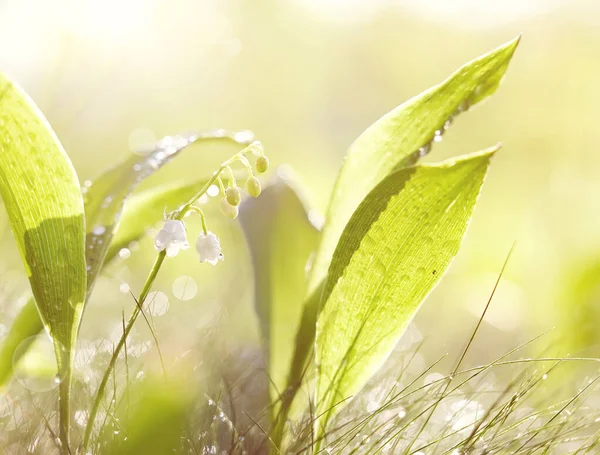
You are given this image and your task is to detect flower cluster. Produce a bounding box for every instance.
[154,141,268,265]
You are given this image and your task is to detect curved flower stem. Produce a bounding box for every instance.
[82,146,253,451]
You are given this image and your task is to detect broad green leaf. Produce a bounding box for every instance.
[307,37,519,297]
[238,178,320,401]
[280,39,520,429]
[315,147,498,435]
[0,73,86,363]
[0,73,86,444]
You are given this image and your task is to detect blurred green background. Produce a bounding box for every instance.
[1,0,600,370]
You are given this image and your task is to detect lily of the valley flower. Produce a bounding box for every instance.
[155,220,189,257]
[196,231,223,265]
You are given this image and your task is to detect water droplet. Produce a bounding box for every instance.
[418,142,431,157]
[147,291,169,316]
[118,248,131,259]
[442,239,460,253]
[172,276,198,301]
[372,258,386,278]
[362,234,376,250]
[233,130,255,144]
[92,225,106,236]
[101,196,113,209]
[433,132,443,143]
[400,274,410,283]
[156,135,173,148]
[397,406,406,419]
[542,374,548,380]
[133,163,142,172]
[457,100,470,112]
[119,283,130,294]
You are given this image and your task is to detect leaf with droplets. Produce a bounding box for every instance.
[280,38,520,428]
[238,178,320,402]
[0,73,87,440]
[0,72,86,354]
[307,36,520,296]
[315,147,498,436]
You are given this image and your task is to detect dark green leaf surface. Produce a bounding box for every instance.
[315,147,498,434]
[0,73,86,361]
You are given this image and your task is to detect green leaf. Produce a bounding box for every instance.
[278,39,520,431]
[315,147,498,435]
[0,73,87,444]
[0,73,86,362]
[307,37,520,297]
[238,178,320,401]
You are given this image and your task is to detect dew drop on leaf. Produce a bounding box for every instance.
[92,225,106,236]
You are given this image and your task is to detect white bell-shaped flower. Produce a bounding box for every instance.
[196,231,223,265]
[154,220,189,257]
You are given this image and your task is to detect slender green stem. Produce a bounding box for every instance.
[82,146,253,451]
[58,366,72,455]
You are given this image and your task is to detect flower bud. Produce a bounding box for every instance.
[226,186,241,206]
[246,177,261,198]
[256,155,269,174]
[220,197,239,219]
